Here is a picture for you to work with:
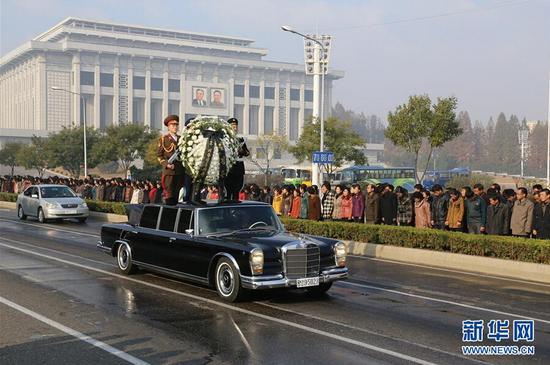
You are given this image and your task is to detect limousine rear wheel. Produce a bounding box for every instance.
[215,258,244,302]
[117,242,138,275]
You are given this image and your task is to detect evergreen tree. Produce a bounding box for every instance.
[526,121,547,177]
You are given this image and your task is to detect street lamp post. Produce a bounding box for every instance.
[51,86,87,177]
[518,121,529,178]
[282,26,331,187]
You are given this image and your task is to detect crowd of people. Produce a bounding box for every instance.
[1,175,549,239]
[247,181,549,240]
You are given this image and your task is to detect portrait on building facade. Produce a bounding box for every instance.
[210,88,225,108]
[192,87,208,107]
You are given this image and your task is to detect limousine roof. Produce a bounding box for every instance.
[125,200,271,225]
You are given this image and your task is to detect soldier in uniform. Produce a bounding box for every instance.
[157,114,185,205]
[225,118,250,200]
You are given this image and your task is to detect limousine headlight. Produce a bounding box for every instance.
[334,242,347,267]
[249,248,264,275]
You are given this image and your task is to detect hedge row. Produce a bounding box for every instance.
[279,218,550,264]
[1,193,548,264]
[0,192,18,202]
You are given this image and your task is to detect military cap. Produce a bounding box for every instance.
[163,114,179,126]
[227,117,239,125]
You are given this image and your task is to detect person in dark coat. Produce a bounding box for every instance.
[486,194,511,235]
[533,188,550,239]
[364,183,380,224]
[225,118,250,201]
[430,184,449,229]
[379,184,398,225]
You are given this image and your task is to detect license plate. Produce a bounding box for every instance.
[296,277,319,288]
[66,210,77,214]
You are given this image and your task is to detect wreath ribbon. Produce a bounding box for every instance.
[191,129,228,203]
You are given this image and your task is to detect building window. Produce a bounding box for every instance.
[249,105,259,135]
[100,73,113,87]
[133,97,145,124]
[290,108,299,141]
[290,89,300,101]
[80,71,94,86]
[264,87,275,99]
[168,100,179,115]
[234,84,245,98]
[249,85,260,99]
[264,106,274,134]
[234,104,244,134]
[151,99,163,130]
[304,90,313,102]
[100,95,113,129]
[133,76,145,90]
[168,79,180,92]
[151,77,163,91]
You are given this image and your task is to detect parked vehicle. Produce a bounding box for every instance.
[16,184,89,223]
[97,201,348,302]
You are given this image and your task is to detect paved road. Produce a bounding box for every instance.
[0,208,548,365]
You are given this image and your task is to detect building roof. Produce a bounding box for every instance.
[1,17,344,80]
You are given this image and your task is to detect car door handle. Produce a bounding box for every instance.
[169,237,176,243]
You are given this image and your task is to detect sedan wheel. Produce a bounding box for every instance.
[37,208,46,223]
[17,205,27,220]
[215,257,245,302]
[117,242,138,275]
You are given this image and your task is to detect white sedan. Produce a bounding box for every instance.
[16,184,89,223]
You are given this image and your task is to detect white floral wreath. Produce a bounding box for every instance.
[177,116,240,185]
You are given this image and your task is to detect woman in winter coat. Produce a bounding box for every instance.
[299,184,309,219]
[281,186,293,216]
[445,189,464,231]
[413,191,432,228]
[272,187,283,215]
[340,187,353,220]
[307,186,321,221]
[289,189,302,218]
[331,185,343,220]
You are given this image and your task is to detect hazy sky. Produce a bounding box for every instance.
[2,0,550,124]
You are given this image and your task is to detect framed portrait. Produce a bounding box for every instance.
[210,88,225,108]
[191,86,208,107]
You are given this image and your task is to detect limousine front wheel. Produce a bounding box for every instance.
[117,242,138,275]
[215,258,245,302]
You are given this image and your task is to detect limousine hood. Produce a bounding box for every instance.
[225,230,335,251]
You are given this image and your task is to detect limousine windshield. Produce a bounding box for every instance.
[198,206,282,236]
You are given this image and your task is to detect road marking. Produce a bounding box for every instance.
[0,295,149,365]
[0,241,439,365]
[257,302,489,364]
[0,236,115,268]
[348,254,550,288]
[338,281,550,325]
[0,217,100,238]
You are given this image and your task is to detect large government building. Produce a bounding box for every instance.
[0,17,343,162]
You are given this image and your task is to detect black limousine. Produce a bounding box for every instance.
[97,201,348,302]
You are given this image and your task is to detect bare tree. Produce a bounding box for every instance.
[248,132,289,186]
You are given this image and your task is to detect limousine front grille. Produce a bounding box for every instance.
[284,244,320,279]
[61,204,78,208]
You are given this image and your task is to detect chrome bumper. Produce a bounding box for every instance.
[240,267,348,290]
[44,207,89,218]
[97,240,113,255]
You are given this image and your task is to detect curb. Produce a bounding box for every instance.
[0,201,16,209]
[344,240,550,285]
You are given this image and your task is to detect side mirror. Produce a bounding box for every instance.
[185,229,194,236]
[31,194,39,199]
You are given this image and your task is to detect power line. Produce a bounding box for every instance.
[311,0,532,33]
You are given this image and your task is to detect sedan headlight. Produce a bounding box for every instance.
[249,248,264,275]
[334,242,347,267]
[43,201,58,209]
[80,202,88,208]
